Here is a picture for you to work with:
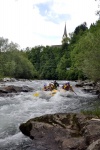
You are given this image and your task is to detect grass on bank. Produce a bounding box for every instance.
[81,103,100,118]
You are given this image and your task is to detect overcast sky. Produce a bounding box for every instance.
[0,0,99,49]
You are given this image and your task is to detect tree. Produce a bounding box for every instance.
[0,37,8,52]
[95,0,100,20]
[71,20,100,82]
[74,22,87,35]
[56,55,68,79]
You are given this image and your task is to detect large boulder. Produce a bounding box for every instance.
[19,113,100,150]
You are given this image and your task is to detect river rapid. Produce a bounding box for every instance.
[0,80,98,150]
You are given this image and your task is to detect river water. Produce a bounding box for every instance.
[0,80,98,150]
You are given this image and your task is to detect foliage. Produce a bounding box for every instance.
[0,38,37,79]
[0,37,8,52]
[1,51,37,79]
[71,20,100,82]
[74,22,87,35]
[95,0,100,20]
[69,22,88,45]
[56,55,67,79]
[81,103,100,118]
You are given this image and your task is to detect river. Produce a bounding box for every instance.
[0,80,98,150]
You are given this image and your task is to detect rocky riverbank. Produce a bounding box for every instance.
[75,80,100,98]
[19,113,100,150]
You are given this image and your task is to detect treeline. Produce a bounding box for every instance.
[0,39,37,79]
[0,20,100,81]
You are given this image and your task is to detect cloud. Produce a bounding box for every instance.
[0,0,98,49]
[36,2,71,24]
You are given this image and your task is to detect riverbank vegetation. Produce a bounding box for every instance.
[81,102,100,118]
[0,20,100,82]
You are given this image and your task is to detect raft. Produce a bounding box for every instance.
[33,89,58,97]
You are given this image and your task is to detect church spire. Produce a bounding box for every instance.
[62,23,67,39]
[62,23,68,44]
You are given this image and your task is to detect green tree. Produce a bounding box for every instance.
[71,21,100,81]
[0,37,8,52]
[56,55,68,79]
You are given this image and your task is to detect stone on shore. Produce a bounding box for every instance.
[0,85,34,96]
[19,113,100,150]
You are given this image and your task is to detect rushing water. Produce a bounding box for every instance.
[0,80,98,150]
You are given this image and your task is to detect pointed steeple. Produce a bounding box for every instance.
[62,23,68,44]
[62,23,67,39]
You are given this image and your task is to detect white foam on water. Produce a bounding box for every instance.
[0,80,97,149]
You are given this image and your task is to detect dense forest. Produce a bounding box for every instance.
[0,20,100,82]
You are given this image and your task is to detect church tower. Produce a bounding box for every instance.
[62,23,68,44]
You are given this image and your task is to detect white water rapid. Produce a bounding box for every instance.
[0,80,97,150]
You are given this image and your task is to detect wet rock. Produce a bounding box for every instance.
[75,81,100,98]
[20,122,32,137]
[98,93,100,99]
[0,85,34,96]
[75,82,84,87]
[1,77,17,82]
[19,113,100,150]
[75,81,95,88]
